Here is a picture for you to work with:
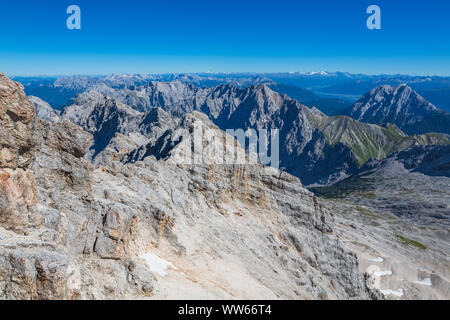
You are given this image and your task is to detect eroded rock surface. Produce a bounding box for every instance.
[0,73,39,233]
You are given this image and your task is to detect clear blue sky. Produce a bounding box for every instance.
[0,0,449,76]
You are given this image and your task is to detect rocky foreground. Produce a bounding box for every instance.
[0,73,384,299]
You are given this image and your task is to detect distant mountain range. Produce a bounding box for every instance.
[13,72,450,113]
[31,80,448,187]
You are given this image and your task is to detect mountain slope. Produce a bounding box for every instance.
[345,84,450,135]
[311,144,450,299]
[313,144,450,229]
[61,91,177,164]
[28,95,61,123]
[362,144,450,178]
[203,85,449,185]
[303,98,350,116]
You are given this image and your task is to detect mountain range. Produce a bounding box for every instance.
[345,84,450,135]
[52,81,449,186]
[13,72,450,113]
[2,71,449,300]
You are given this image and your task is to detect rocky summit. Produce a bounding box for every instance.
[0,73,382,300]
[345,84,450,135]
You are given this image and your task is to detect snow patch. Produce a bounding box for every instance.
[414,278,432,286]
[140,252,177,277]
[380,288,404,297]
[369,257,384,263]
[374,270,392,277]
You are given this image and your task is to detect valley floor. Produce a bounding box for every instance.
[315,167,450,300]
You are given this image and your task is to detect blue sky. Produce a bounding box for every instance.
[0,0,449,76]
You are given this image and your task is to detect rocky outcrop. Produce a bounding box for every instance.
[0,73,39,233]
[28,96,60,123]
[0,75,154,299]
[0,168,38,233]
[0,73,35,169]
[362,144,450,178]
[61,91,177,165]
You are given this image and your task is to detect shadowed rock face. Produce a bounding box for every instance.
[61,91,177,165]
[0,73,382,300]
[362,144,450,178]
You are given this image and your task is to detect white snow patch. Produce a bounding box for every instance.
[380,288,404,297]
[414,278,432,286]
[374,270,392,277]
[369,257,384,263]
[140,252,177,277]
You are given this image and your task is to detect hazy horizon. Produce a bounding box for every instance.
[6,70,450,78]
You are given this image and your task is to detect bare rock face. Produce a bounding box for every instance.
[61,91,177,165]
[0,73,39,233]
[28,96,60,124]
[345,84,450,135]
[1,112,153,299]
[0,73,35,169]
[0,242,75,300]
[116,111,380,299]
[0,168,39,232]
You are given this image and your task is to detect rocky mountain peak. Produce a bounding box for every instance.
[140,106,172,124]
[365,83,435,111]
[29,95,60,123]
[69,89,109,106]
[345,83,449,134]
